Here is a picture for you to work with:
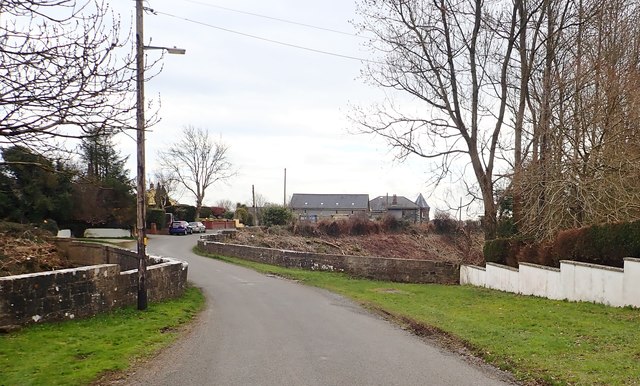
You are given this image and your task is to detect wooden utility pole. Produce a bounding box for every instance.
[283,168,287,207]
[135,0,148,310]
[252,184,257,226]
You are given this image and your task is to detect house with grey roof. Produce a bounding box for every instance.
[290,193,369,222]
[370,194,430,223]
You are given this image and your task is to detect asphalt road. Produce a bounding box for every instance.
[124,233,515,386]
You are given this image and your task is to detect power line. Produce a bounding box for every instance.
[180,0,364,38]
[154,10,381,64]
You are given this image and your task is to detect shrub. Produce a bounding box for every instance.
[483,238,511,265]
[381,214,406,232]
[39,219,58,235]
[146,208,165,229]
[235,207,251,225]
[293,221,317,236]
[324,221,341,237]
[549,220,640,268]
[165,204,196,222]
[262,206,292,227]
[265,225,289,236]
[349,215,379,235]
[432,211,458,234]
[199,206,212,218]
[496,217,517,238]
[483,237,534,268]
[463,219,483,233]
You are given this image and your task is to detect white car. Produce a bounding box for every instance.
[188,221,206,233]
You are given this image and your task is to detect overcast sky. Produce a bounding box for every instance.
[113,0,466,214]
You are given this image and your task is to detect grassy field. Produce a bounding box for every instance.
[0,286,204,386]
[196,249,640,386]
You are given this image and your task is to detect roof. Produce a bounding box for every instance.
[370,195,420,211]
[290,193,370,210]
[415,193,430,208]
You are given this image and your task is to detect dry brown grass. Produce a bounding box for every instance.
[235,223,484,265]
[0,223,72,277]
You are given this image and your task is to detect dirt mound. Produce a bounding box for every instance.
[0,223,73,277]
[233,226,484,265]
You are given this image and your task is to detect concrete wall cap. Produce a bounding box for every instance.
[559,260,624,272]
[485,262,519,272]
[461,264,486,271]
[518,262,561,272]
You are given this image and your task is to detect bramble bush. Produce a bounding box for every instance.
[432,211,458,234]
[381,214,405,232]
[293,220,317,236]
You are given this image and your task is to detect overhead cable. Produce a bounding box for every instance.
[181,0,365,38]
[155,10,381,64]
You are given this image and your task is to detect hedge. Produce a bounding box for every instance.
[483,220,640,269]
[550,220,640,268]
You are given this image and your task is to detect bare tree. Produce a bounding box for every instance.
[253,192,269,208]
[353,0,524,238]
[152,169,181,209]
[516,0,640,240]
[158,126,234,218]
[0,0,141,152]
[215,199,234,212]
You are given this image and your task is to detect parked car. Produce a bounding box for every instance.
[188,221,206,233]
[169,220,190,235]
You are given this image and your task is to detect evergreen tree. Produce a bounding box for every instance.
[80,132,130,184]
[0,167,19,221]
[0,146,74,223]
[74,132,135,227]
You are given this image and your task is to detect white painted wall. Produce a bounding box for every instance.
[485,263,519,293]
[57,229,71,238]
[519,263,562,300]
[561,261,624,307]
[623,258,640,308]
[460,265,485,287]
[83,228,131,238]
[461,258,639,308]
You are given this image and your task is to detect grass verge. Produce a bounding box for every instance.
[195,248,640,386]
[0,285,205,386]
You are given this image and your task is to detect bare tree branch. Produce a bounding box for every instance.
[0,0,156,151]
[158,126,235,218]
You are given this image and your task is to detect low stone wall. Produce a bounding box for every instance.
[0,241,188,328]
[197,239,459,284]
[202,220,237,230]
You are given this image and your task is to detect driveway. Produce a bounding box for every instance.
[123,234,515,386]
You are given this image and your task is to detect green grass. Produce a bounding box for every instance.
[195,248,640,386]
[0,285,205,386]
